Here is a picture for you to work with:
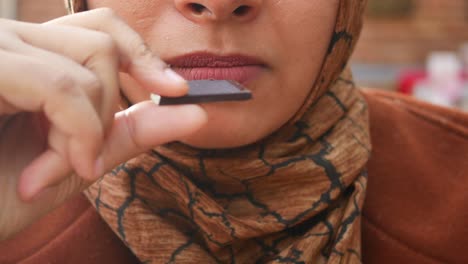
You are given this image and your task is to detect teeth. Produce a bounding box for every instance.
[150,94,161,105]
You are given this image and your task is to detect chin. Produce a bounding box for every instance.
[177,93,290,149]
[179,127,260,149]
[179,137,254,150]
[178,109,267,149]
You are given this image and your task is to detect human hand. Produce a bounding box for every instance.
[0,8,207,241]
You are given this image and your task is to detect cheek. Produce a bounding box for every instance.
[88,0,167,34]
[265,2,339,116]
[215,4,337,146]
[88,0,338,148]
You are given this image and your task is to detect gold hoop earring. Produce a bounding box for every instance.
[64,0,87,14]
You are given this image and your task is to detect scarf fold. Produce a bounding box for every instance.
[66,0,371,263]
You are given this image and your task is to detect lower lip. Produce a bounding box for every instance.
[171,66,264,84]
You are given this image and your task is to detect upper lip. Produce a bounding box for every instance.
[165,52,266,68]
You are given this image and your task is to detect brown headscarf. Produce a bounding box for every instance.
[66,1,370,263]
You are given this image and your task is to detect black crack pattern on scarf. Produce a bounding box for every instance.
[288,122,314,143]
[86,81,368,262]
[327,31,353,55]
[89,155,366,264]
[83,1,370,261]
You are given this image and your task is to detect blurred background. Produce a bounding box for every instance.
[1,0,468,110]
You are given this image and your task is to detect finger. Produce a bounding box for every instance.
[18,130,99,201]
[17,125,95,201]
[97,102,208,174]
[48,8,189,96]
[17,149,71,201]
[15,10,188,97]
[0,50,103,178]
[7,39,118,132]
[21,102,207,201]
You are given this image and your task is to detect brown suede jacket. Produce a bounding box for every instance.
[1,89,468,264]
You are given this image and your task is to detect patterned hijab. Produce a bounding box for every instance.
[66,1,370,263]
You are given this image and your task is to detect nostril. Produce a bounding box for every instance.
[233,5,252,16]
[188,3,206,14]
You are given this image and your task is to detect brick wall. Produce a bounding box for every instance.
[352,0,468,65]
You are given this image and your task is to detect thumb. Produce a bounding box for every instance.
[18,102,206,202]
[95,102,207,175]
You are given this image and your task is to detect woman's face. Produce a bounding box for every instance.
[88,0,339,148]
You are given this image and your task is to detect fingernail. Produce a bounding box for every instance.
[150,93,161,105]
[94,156,105,178]
[164,68,186,83]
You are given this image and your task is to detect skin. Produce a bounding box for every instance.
[0,10,206,240]
[89,0,340,148]
[0,0,338,240]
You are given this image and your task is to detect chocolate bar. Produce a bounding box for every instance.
[157,80,252,105]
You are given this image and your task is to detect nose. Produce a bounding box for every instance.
[175,0,261,23]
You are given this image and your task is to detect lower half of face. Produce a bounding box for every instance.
[89,0,339,149]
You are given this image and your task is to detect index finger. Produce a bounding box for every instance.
[45,8,188,97]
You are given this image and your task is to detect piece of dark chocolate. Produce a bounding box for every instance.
[158,80,252,105]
